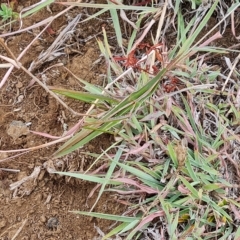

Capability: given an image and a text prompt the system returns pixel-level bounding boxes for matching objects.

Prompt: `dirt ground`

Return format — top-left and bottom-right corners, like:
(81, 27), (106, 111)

(0, 1), (125, 239)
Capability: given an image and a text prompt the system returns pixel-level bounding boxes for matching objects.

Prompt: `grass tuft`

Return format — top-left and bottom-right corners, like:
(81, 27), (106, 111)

(52, 0), (240, 238)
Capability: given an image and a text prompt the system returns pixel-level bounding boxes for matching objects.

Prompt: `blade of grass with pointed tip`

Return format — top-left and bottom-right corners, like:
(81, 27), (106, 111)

(55, 122), (117, 157)
(102, 222), (132, 240)
(108, 1), (122, 48)
(181, 95), (200, 136)
(170, 211), (179, 238)
(179, 176), (199, 199)
(127, 15), (144, 53)
(167, 142), (178, 167)
(181, 95), (203, 152)
(119, 219), (139, 234)
(81, 8), (108, 23)
(103, 68), (168, 119)
(177, 0), (219, 57)
(59, 2), (157, 11)
(71, 211), (140, 222)
(169, 14), (195, 59)
(202, 183), (223, 192)
(85, 115), (130, 126)
(201, 195), (232, 221)
(55, 171), (121, 185)
(22, 0), (55, 18)
(140, 178), (164, 191)
(131, 114), (142, 133)
(1, 0), (55, 29)
(185, 159), (199, 182)
(90, 148), (123, 212)
(115, 161), (159, 184)
(97, 38), (121, 75)
(129, 162), (161, 179)
(72, 76), (104, 94)
(52, 88), (119, 104)
(126, 211), (164, 240)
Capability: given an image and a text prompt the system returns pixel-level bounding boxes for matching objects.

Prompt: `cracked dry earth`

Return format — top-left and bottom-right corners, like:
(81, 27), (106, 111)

(0, 1), (124, 239)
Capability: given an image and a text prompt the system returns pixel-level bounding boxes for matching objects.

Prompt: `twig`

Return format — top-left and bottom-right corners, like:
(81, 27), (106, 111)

(11, 219), (28, 240)
(221, 53), (240, 91)
(29, 14), (82, 72)
(0, 134), (72, 154)
(0, 168), (20, 173)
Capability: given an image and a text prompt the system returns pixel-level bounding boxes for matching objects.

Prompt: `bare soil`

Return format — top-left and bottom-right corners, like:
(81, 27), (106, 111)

(0, 1), (124, 239)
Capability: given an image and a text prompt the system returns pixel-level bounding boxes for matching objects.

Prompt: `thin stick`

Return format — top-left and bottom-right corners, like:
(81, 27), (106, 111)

(0, 168), (20, 173)
(11, 219), (28, 240)
(0, 134), (72, 155)
(221, 53), (240, 91)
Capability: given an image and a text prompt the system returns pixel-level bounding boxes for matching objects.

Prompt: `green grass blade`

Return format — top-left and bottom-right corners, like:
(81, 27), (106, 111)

(116, 161), (159, 184)
(102, 222), (131, 239)
(127, 15), (143, 53)
(179, 176), (199, 199)
(108, 1), (122, 48)
(167, 142), (178, 167)
(60, 2), (157, 11)
(177, 0), (219, 56)
(129, 162), (161, 179)
(71, 211), (140, 222)
(22, 0), (55, 18)
(185, 158), (199, 182)
(81, 8), (108, 23)
(52, 88), (119, 104)
(55, 171), (121, 185)
(91, 148), (123, 211)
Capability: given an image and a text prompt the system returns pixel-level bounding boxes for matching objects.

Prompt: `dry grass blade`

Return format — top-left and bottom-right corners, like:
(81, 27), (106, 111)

(29, 14), (82, 72)
(221, 53), (240, 91)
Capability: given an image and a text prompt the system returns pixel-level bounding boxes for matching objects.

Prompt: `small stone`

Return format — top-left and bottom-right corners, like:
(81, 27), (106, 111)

(0, 152), (8, 160)
(29, 209), (34, 214)
(7, 121), (29, 140)
(0, 218), (7, 229)
(17, 95), (24, 103)
(40, 215), (46, 223)
(16, 81), (23, 88)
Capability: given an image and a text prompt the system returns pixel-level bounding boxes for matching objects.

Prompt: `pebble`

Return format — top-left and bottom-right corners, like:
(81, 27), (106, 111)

(7, 121), (29, 140)
(0, 218), (7, 229)
(40, 215), (47, 223)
